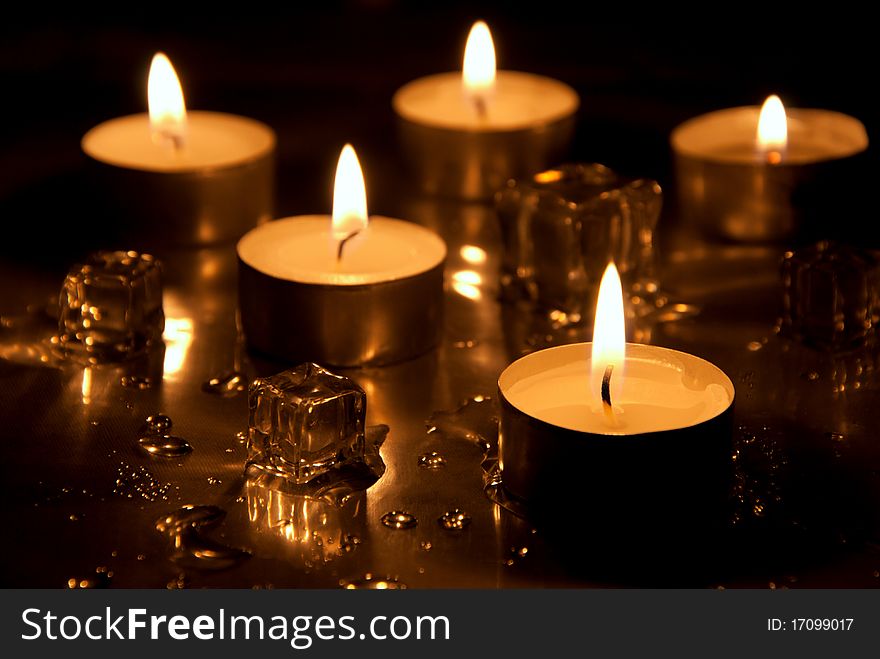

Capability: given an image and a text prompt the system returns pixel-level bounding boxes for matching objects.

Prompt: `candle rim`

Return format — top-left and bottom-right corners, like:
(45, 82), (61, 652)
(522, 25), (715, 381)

(82, 110), (276, 173)
(237, 215), (447, 286)
(671, 105), (867, 165)
(393, 70), (579, 133)
(498, 342), (735, 437)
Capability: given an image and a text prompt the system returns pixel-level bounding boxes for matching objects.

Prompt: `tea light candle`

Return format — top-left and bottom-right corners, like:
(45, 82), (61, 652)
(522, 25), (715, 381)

(497, 264), (735, 523)
(672, 95), (868, 242)
(393, 21), (579, 199)
(238, 145), (446, 367)
(82, 52), (275, 247)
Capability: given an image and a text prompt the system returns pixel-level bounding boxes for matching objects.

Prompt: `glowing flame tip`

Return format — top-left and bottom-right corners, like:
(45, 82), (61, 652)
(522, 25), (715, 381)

(462, 20), (496, 99)
(757, 94), (787, 156)
(332, 144), (369, 240)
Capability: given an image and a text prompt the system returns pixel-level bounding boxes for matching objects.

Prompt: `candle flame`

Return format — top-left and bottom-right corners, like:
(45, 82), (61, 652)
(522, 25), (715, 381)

(462, 21), (496, 104)
(148, 52), (187, 148)
(591, 263), (626, 407)
(757, 94), (787, 162)
(332, 144), (368, 240)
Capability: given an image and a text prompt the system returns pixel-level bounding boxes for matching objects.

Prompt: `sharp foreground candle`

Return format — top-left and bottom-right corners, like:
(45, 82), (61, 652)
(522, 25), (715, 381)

(82, 52), (275, 247)
(497, 264), (735, 528)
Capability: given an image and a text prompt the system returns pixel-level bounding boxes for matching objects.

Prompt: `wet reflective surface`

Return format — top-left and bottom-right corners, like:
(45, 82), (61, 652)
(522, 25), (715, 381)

(1, 199), (880, 588)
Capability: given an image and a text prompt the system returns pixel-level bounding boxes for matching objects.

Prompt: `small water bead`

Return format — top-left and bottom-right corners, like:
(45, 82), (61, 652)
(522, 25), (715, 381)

(438, 509), (471, 531)
(452, 339), (479, 349)
(419, 541), (432, 552)
(338, 535), (362, 554)
(236, 431), (248, 444)
(826, 432), (845, 443)
(138, 435), (192, 458)
(746, 341), (763, 352)
(143, 414), (173, 435)
(166, 573), (189, 590)
(207, 477), (222, 486)
(66, 567), (112, 589)
(113, 463), (172, 502)
(418, 451), (447, 470)
(155, 505), (225, 534)
(121, 375), (155, 390)
(381, 511), (418, 530)
(201, 371), (248, 398)
(341, 574), (406, 590)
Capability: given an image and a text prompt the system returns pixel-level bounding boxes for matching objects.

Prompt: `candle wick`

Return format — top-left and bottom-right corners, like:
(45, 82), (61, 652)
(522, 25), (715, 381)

(473, 95), (488, 120)
(336, 230), (361, 262)
(601, 364), (616, 425)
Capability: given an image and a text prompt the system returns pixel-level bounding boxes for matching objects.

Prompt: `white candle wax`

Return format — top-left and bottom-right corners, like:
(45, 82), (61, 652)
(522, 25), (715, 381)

(501, 343), (733, 435)
(82, 110), (274, 172)
(237, 216), (446, 285)
(672, 106), (867, 166)
(393, 71), (578, 132)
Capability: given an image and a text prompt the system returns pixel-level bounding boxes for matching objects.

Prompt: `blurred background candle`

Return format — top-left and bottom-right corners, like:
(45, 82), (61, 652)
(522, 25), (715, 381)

(672, 94), (868, 243)
(393, 21), (579, 200)
(82, 52), (275, 249)
(238, 145), (446, 367)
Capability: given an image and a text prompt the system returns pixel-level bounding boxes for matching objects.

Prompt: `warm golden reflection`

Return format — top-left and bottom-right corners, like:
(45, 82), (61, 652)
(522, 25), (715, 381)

(162, 317), (194, 378)
(148, 52), (187, 147)
(460, 245), (488, 265)
(452, 269), (483, 300)
(81, 366), (93, 405)
(332, 144), (369, 240)
(246, 480), (365, 566)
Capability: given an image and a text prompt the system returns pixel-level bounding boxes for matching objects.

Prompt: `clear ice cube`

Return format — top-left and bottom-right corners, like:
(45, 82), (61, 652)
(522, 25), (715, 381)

(781, 241), (879, 351)
(57, 250), (163, 363)
(246, 363), (366, 484)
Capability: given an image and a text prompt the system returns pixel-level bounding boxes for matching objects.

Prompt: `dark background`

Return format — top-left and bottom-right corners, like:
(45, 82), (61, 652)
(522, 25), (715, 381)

(1, 5), (876, 254)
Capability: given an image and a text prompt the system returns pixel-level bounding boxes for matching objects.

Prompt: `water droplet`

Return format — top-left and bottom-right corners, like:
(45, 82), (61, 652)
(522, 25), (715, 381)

(418, 567), (425, 574)
(826, 431), (845, 443)
(802, 371), (820, 382)
(419, 541), (432, 552)
(66, 567), (112, 589)
(426, 397), (498, 452)
(155, 505), (225, 534)
(207, 477), (222, 486)
(452, 339), (479, 349)
(768, 581), (777, 590)
(873, 570), (879, 578)
(138, 434), (192, 458)
(113, 463), (172, 502)
(166, 573), (189, 589)
(338, 535), (361, 554)
(137, 554), (146, 561)
(121, 375), (155, 390)
(341, 575), (406, 590)
(418, 451), (447, 469)
(438, 509), (471, 531)
(155, 505), (250, 570)
(201, 371), (247, 398)
(236, 431), (248, 444)
(381, 511), (418, 530)
(143, 414), (172, 435)
(69, 514), (80, 521)
(746, 341), (763, 352)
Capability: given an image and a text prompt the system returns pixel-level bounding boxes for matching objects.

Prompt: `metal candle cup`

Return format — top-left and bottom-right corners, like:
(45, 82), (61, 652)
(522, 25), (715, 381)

(393, 22), (578, 200)
(497, 342), (735, 528)
(672, 106), (867, 242)
(82, 111), (275, 247)
(237, 216), (446, 367)
(394, 80), (577, 200)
